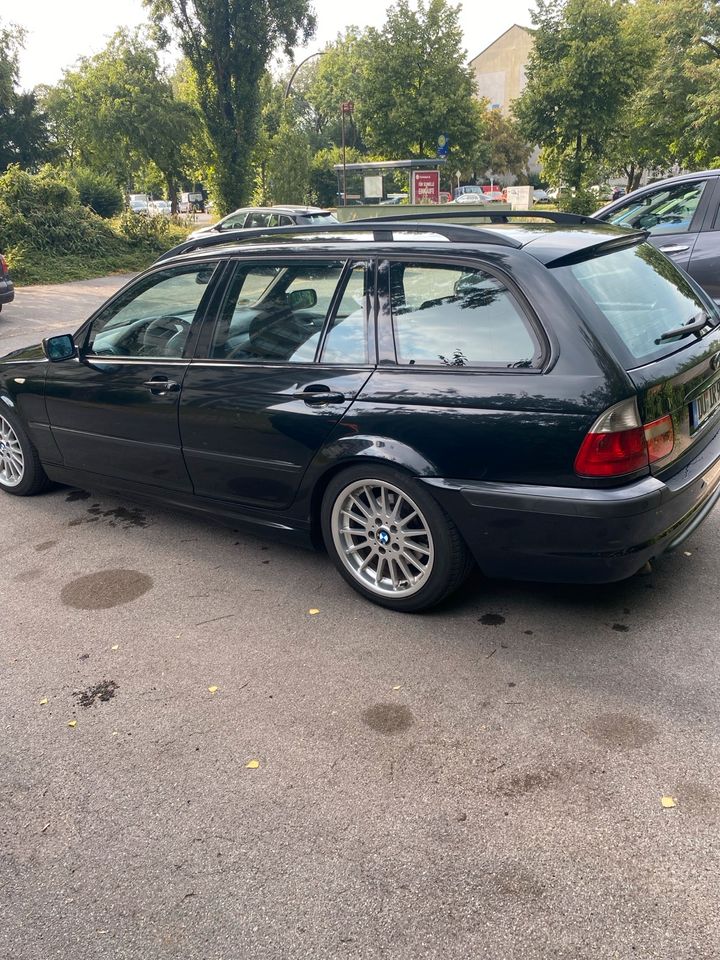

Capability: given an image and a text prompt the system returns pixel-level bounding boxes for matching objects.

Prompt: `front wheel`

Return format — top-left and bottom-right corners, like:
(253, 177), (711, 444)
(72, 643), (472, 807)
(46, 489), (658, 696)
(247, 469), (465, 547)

(0, 408), (50, 496)
(321, 465), (473, 612)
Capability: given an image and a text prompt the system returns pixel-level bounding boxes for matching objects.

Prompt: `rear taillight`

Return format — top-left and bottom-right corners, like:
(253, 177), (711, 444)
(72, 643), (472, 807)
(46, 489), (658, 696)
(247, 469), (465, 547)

(575, 399), (674, 478)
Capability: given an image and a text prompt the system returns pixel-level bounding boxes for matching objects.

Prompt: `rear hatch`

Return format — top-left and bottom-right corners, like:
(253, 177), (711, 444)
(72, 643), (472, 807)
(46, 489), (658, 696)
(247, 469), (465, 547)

(553, 241), (720, 475)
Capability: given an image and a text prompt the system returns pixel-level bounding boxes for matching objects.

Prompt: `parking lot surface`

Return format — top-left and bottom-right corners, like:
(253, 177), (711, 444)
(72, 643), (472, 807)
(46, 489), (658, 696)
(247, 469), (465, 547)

(1, 280), (719, 959)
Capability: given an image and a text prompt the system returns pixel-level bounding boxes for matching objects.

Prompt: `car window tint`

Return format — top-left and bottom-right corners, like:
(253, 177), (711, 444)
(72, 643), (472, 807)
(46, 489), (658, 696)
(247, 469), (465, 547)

(246, 212), (270, 228)
(267, 214), (280, 227)
(389, 262), (537, 368)
(554, 242), (717, 365)
(87, 264), (216, 359)
(279, 215), (294, 226)
(210, 261), (348, 362)
(605, 181), (707, 235)
(320, 263), (368, 364)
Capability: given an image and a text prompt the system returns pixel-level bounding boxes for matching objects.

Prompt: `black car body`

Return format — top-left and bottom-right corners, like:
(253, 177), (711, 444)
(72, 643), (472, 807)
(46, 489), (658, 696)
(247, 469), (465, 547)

(0, 254), (14, 310)
(2, 212), (720, 611)
(189, 205), (338, 242)
(595, 169), (720, 303)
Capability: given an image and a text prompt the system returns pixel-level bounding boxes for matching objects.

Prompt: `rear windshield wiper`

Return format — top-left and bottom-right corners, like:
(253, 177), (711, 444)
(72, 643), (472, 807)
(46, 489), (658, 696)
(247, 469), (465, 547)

(654, 313), (713, 344)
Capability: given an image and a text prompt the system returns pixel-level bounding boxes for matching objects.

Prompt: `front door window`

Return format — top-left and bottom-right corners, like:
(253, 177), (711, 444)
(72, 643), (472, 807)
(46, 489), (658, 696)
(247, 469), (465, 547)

(605, 181), (707, 235)
(85, 264), (217, 359)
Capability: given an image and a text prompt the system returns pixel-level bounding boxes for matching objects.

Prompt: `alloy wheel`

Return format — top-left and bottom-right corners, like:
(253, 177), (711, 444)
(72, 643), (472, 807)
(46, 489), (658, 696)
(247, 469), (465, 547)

(0, 414), (24, 487)
(331, 479), (435, 597)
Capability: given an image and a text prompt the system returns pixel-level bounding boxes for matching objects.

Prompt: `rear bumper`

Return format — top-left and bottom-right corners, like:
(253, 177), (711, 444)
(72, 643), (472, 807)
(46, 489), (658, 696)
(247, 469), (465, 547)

(423, 427), (720, 583)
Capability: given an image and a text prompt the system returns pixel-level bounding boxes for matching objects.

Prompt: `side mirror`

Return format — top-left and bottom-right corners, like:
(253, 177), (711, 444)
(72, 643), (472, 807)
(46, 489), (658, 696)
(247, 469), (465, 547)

(287, 288), (318, 311)
(42, 334), (77, 362)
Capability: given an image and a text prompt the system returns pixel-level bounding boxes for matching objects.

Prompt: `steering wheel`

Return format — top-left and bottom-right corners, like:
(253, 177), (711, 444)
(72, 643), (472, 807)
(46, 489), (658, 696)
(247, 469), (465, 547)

(141, 315), (192, 356)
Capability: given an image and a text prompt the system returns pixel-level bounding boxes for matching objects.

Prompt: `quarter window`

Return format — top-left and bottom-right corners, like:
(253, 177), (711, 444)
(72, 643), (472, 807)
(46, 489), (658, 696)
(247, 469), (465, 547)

(86, 264), (216, 359)
(389, 262), (538, 368)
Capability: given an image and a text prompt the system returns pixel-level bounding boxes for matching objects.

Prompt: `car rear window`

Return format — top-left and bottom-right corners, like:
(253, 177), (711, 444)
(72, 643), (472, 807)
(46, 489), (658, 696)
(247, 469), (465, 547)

(554, 243), (719, 366)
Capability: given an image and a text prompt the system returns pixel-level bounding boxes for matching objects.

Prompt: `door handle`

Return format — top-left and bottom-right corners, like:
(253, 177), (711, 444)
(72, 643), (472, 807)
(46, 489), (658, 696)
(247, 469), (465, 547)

(293, 387), (346, 405)
(659, 244), (690, 254)
(143, 378), (180, 395)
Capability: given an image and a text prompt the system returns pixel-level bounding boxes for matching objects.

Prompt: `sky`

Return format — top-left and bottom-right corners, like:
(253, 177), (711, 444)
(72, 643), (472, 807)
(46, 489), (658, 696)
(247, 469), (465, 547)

(14, 0), (536, 90)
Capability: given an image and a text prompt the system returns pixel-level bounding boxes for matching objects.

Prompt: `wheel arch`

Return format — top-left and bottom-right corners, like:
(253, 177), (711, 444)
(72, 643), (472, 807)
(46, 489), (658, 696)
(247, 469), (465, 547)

(305, 436), (439, 549)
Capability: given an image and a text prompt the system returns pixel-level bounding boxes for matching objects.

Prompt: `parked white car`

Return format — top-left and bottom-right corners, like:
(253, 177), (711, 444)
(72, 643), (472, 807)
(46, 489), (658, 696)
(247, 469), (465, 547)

(148, 200), (172, 216)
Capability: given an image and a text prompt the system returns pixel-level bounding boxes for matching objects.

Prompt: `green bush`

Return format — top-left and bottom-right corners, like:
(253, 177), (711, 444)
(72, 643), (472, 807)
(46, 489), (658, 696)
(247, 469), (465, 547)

(116, 209), (171, 246)
(0, 165), (117, 256)
(66, 168), (124, 218)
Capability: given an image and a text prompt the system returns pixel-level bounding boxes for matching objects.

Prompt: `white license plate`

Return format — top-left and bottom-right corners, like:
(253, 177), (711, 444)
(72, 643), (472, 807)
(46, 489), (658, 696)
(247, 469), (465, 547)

(691, 379), (720, 431)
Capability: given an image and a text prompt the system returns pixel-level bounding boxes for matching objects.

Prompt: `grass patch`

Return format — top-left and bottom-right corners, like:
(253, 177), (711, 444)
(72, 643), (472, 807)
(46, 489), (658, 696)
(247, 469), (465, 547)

(12, 244), (165, 286)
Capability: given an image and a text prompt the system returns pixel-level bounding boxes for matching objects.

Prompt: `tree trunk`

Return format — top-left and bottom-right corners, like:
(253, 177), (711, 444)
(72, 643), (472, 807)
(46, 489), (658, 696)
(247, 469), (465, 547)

(166, 173), (177, 214)
(625, 163), (635, 195)
(631, 167), (643, 192)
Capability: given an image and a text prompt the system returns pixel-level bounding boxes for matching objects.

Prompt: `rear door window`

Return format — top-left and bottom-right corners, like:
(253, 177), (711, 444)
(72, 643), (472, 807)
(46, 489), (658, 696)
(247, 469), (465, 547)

(554, 242), (719, 365)
(388, 261), (541, 368)
(209, 261), (364, 363)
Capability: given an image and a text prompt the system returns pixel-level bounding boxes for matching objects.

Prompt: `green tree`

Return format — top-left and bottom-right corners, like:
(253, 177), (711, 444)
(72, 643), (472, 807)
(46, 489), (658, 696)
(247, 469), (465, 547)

(0, 27), (54, 172)
(358, 0), (484, 160)
(514, 0), (637, 208)
(145, 0), (316, 215)
(46, 31), (196, 209)
(485, 110), (532, 180)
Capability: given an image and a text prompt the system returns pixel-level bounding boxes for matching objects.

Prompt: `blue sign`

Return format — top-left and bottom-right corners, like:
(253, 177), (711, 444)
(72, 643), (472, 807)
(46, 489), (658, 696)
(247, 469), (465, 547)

(436, 133), (450, 157)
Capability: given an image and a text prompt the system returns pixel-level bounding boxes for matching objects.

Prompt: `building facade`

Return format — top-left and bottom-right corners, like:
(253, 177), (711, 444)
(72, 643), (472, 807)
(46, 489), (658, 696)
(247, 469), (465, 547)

(469, 24), (534, 115)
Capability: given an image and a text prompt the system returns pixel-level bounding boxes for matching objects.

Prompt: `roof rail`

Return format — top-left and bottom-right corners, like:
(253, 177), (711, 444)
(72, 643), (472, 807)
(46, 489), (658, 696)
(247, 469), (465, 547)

(364, 209), (603, 226)
(155, 219), (523, 262)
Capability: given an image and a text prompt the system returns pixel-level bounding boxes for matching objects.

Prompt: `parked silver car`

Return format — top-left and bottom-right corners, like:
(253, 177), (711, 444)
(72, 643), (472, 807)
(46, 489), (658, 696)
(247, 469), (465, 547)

(188, 205), (337, 241)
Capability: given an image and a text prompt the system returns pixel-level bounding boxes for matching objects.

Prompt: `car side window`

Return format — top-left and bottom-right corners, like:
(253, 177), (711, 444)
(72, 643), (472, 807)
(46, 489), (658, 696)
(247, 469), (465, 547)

(246, 212), (270, 228)
(219, 213), (248, 231)
(209, 261), (350, 363)
(320, 262), (368, 364)
(605, 181), (707, 235)
(85, 264), (216, 359)
(279, 215), (294, 226)
(389, 261), (539, 368)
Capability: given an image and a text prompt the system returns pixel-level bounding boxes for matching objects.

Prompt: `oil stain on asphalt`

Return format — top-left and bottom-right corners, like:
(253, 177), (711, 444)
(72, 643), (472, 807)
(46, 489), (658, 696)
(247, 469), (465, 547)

(479, 613), (506, 626)
(362, 703), (415, 735)
(65, 489), (91, 502)
(12, 568), (44, 583)
(34, 540), (57, 552)
(586, 712), (658, 750)
(61, 569), (153, 610)
(68, 505), (149, 528)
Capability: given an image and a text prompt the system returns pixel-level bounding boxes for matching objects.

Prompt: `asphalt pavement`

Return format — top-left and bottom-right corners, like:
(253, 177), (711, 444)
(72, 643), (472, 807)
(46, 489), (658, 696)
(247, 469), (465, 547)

(1, 278), (719, 959)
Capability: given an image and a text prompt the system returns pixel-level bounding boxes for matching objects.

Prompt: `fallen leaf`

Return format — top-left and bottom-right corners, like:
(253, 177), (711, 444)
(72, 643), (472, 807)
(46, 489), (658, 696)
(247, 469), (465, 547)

(661, 795), (676, 808)
(683, 551), (692, 557)
(110, 644), (119, 651)
(308, 608), (320, 615)
(208, 685), (218, 694)
(392, 685), (401, 691)
(67, 719), (77, 728)
(39, 697), (48, 706)
(245, 759), (260, 769)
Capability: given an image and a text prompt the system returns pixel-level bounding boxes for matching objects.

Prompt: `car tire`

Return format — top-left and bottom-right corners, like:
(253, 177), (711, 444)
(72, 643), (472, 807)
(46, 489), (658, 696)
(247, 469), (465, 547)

(321, 464), (473, 612)
(0, 407), (51, 496)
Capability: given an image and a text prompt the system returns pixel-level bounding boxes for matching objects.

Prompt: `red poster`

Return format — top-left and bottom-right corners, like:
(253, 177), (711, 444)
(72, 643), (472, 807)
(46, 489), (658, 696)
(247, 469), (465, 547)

(412, 170), (440, 204)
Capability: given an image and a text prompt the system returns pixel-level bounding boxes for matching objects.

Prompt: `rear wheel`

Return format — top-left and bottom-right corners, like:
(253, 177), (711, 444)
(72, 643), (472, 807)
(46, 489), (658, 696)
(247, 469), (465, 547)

(0, 408), (50, 496)
(321, 464), (472, 612)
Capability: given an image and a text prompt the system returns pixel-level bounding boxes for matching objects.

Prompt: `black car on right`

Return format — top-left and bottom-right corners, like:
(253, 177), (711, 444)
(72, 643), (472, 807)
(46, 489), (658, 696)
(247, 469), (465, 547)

(595, 169), (720, 302)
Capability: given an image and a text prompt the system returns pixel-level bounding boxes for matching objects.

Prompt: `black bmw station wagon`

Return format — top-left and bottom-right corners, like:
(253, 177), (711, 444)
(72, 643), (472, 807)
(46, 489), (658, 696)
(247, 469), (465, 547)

(1, 212), (720, 611)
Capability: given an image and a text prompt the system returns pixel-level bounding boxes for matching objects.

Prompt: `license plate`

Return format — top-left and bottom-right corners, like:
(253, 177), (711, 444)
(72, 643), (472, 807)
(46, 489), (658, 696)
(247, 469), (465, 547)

(691, 378), (720, 431)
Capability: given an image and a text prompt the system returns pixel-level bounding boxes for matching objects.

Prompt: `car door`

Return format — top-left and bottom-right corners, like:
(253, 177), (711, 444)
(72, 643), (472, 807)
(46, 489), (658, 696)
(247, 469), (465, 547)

(686, 177), (720, 303)
(179, 258), (375, 509)
(43, 261), (223, 492)
(598, 177), (715, 275)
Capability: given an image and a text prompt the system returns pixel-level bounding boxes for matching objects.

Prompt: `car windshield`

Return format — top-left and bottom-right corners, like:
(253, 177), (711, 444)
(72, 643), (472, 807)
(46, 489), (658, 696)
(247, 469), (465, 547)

(553, 242), (719, 366)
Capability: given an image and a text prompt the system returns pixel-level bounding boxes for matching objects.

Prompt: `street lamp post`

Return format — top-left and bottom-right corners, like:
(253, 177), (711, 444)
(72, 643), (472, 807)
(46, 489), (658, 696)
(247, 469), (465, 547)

(284, 51), (325, 100)
(341, 100), (354, 206)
